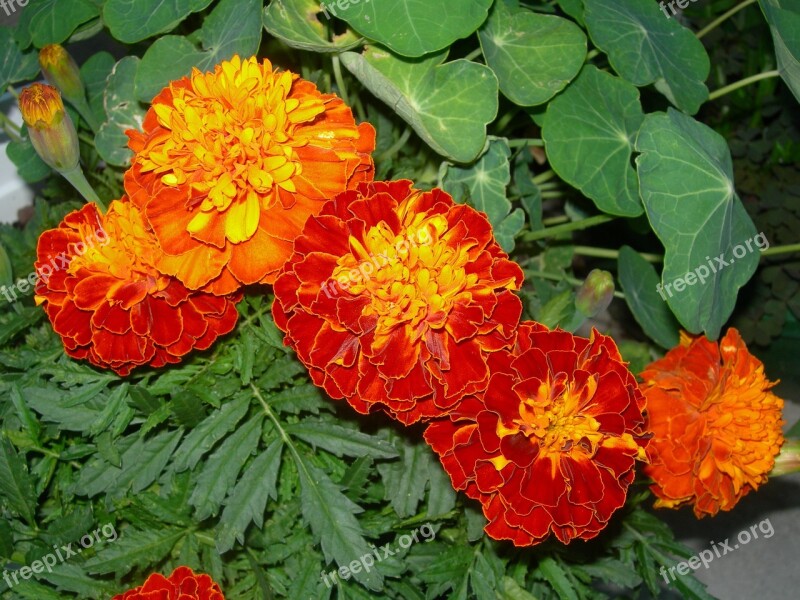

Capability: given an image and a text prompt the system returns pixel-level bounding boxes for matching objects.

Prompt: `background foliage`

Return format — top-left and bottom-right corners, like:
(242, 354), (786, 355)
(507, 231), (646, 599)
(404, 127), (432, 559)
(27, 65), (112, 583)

(1, 0), (798, 598)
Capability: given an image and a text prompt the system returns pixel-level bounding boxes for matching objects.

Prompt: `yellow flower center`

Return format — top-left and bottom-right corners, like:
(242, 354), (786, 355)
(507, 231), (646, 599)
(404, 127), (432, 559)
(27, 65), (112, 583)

(137, 56), (327, 244)
(19, 83), (65, 129)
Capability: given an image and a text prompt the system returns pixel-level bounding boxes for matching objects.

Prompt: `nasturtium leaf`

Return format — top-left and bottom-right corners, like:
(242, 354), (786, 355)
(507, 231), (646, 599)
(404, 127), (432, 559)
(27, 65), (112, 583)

(7, 133), (50, 183)
(104, 0), (214, 44)
(760, 0), (800, 104)
(341, 46), (498, 163)
(135, 0), (263, 102)
(14, 0), (99, 48)
(618, 246), (680, 349)
(542, 65), (644, 217)
(556, 0), (586, 25)
(636, 109), (760, 339)
(478, 1), (586, 106)
(583, 0), (710, 114)
(0, 27), (39, 90)
(80, 51), (116, 128)
(440, 137), (524, 252)
(337, 0), (493, 58)
(263, 0), (362, 53)
(95, 57), (144, 167)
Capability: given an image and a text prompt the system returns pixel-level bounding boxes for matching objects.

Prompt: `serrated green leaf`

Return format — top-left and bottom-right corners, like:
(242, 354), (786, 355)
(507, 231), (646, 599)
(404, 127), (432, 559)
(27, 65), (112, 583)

(189, 415), (263, 520)
(377, 439), (430, 519)
(40, 562), (118, 597)
(542, 65), (644, 217)
(104, 0), (214, 43)
(216, 438), (282, 553)
(286, 420), (398, 459)
(0, 434), (36, 526)
(618, 246), (680, 349)
(479, 1), (586, 106)
(115, 429), (184, 494)
(84, 527), (186, 576)
(537, 557), (577, 600)
(584, 0), (710, 113)
(341, 46), (498, 163)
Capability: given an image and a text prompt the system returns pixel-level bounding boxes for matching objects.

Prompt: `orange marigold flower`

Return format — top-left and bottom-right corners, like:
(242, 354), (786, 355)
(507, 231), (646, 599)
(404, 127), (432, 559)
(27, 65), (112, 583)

(424, 322), (649, 545)
(112, 566), (224, 599)
(125, 54), (375, 295)
(641, 328), (784, 518)
(34, 201), (240, 376)
(272, 180), (523, 424)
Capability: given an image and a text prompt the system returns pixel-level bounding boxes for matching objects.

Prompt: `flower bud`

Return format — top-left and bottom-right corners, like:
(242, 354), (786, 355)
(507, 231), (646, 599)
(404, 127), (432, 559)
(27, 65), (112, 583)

(19, 83), (80, 173)
(39, 44), (85, 103)
(575, 269), (615, 317)
(771, 439), (800, 477)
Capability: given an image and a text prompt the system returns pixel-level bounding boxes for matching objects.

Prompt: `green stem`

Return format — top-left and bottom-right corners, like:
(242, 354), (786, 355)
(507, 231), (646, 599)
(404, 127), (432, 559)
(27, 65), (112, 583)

(573, 245), (663, 263)
(541, 191), (563, 199)
(521, 214), (615, 242)
(70, 96), (101, 133)
(464, 47), (482, 62)
(542, 215), (569, 226)
(708, 70), (780, 101)
(525, 269), (625, 300)
(696, 0), (757, 39)
(495, 108), (519, 133)
(532, 169), (555, 184)
(61, 165), (104, 210)
(331, 54), (350, 107)
(377, 127), (412, 162)
(507, 138), (544, 148)
(586, 49), (600, 61)
(761, 243), (800, 257)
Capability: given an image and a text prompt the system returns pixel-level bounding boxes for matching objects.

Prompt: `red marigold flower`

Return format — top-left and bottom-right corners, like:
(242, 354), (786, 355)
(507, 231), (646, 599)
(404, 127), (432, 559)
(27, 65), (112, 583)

(272, 180), (523, 424)
(34, 201), (240, 376)
(125, 55), (375, 295)
(112, 566), (224, 599)
(641, 328), (784, 518)
(424, 321), (649, 545)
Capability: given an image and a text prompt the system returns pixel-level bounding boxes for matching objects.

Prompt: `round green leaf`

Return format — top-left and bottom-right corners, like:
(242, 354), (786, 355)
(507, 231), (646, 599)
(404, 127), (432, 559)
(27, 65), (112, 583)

(337, 0), (493, 58)
(760, 0), (800, 104)
(636, 109), (760, 340)
(135, 0), (263, 102)
(263, 0), (362, 53)
(542, 65), (644, 217)
(340, 46), (498, 163)
(14, 0), (99, 49)
(6, 133), (51, 183)
(584, 0), (710, 114)
(617, 246), (680, 349)
(95, 57), (145, 167)
(0, 28), (39, 90)
(104, 0), (213, 44)
(478, 1), (586, 106)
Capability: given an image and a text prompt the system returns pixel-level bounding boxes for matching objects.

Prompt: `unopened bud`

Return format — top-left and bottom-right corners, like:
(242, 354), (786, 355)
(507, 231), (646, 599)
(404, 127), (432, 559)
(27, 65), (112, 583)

(771, 439), (800, 477)
(39, 44), (85, 103)
(19, 83), (79, 173)
(575, 269), (615, 317)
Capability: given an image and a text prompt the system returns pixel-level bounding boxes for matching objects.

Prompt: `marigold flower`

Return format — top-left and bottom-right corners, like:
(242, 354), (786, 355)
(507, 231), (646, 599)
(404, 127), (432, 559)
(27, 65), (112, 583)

(272, 180), (523, 424)
(425, 322), (649, 545)
(18, 83), (79, 172)
(125, 54), (375, 295)
(112, 566), (224, 599)
(641, 328), (784, 518)
(34, 201), (239, 376)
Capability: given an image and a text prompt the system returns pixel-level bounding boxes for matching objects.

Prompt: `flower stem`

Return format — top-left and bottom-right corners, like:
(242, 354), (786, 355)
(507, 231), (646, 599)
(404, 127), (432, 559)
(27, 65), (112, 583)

(525, 269), (625, 300)
(573, 245), (663, 263)
(377, 127), (412, 162)
(708, 70), (780, 101)
(532, 169), (555, 184)
(507, 138), (544, 148)
(61, 165), (104, 210)
(696, 0), (757, 40)
(464, 47), (482, 62)
(70, 96), (101, 133)
(521, 214), (615, 242)
(761, 243), (800, 257)
(331, 54), (350, 107)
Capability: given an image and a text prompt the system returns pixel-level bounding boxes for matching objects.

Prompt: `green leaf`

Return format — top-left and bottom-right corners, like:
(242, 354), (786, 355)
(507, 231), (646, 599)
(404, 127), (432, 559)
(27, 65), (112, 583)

(0, 434), (36, 526)
(40, 563), (119, 597)
(135, 0), (263, 102)
(115, 429), (183, 494)
(542, 65), (644, 217)
(171, 394), (251, 472)
(80, 51), (116, 127)
(0, 27), (39, 89)
(338, 0), (493, 58)
(377, 437), (431, 518)
(294, 453), (381, 590)
(15, 0), (100, 48)
(636, 109), (760, 339)
(6, 133), (51, 183)
(440, 137), (524, 251)
(216, 438), (282, 553)
(478, 1), (586, 106)
(104, 0), (214, 43)
(341, 46), (498, 163)
(536, 557), (578, 600)
(583, 0), (710, 114)
(0, 242), (11, 290)
(285, 420), (398, 459)
(618, 246), (680, 349)
(95, 56), (145, 168)
(189, 415), (263, 520)
(85, 527), (186, 576)
(760, 0), (800, 104)
(263, 0), (362, 53)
